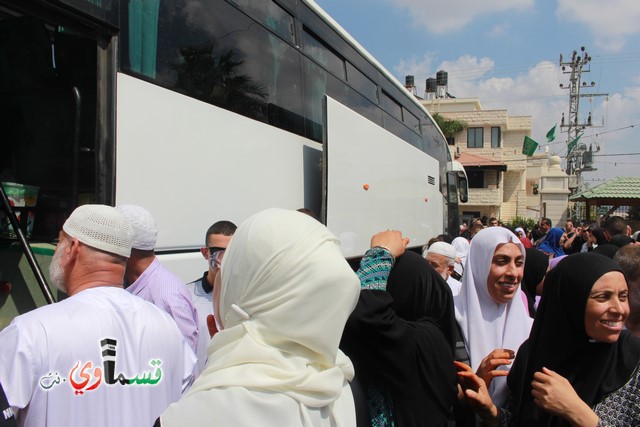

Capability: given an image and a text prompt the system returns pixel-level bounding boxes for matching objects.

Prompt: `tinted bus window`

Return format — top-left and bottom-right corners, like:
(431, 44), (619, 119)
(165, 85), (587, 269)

(122, 0), (304, 137)
(380, 90), (402, 122)
(346, 62), (377, 103)
(229, 0), (295, 44)
(302, 27), (345, 80)
(403, 108), (420, 135)
(343, 86), (382, 128)
(57, 0), (119, 27)
(302, 55), (348, 142)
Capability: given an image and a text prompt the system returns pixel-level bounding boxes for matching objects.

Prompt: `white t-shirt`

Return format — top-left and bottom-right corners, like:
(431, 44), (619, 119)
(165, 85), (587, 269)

(0, 287), (196, 427)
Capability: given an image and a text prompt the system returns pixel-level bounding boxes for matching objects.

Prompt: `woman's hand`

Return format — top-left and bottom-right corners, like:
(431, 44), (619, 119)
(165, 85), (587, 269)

(370, 230), (409, 259)
(457, 369), (499, 427)
(476, 348), (514, 388)
(531, 367), (599, 426)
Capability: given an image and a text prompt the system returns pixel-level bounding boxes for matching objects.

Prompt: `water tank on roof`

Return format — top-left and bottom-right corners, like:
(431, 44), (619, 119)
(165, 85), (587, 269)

(405, 75), (414, 86)
(436, 70), (448, 86)
(426, 78), (437, 93)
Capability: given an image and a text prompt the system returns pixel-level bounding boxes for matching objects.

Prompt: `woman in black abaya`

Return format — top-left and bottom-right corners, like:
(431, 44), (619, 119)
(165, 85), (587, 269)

(521, 248), (549, 317)
(341, 249), (458, 427)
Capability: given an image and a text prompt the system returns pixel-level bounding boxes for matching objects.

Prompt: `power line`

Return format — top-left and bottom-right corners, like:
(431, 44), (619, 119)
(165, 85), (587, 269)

(592, 152), (640, 157)
(594, 124), (638, 137)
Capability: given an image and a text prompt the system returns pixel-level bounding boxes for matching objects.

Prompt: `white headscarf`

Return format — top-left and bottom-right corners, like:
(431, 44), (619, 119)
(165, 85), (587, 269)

(162, 208), (360, 426)
(451, 236), (470, 277)
(453, 227), (532, 406)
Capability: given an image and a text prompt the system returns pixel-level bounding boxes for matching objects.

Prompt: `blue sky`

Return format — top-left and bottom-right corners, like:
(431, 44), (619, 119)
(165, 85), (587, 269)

(315, 0), (640, 185)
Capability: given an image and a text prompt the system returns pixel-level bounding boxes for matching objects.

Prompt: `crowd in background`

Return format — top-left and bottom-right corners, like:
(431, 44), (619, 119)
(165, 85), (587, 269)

(1, 205), (640, 427)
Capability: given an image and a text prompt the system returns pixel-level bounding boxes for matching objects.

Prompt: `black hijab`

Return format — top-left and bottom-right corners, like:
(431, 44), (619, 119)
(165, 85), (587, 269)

(385, 250), (458, 426)
(522, 248), (549, 317)
(508, 252), (640, 427)
(387, 251), (457, 352)
(592, 244), (620, 259)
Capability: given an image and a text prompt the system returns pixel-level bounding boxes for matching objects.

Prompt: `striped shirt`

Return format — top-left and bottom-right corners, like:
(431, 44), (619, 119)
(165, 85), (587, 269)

(127, 258), (199, 353)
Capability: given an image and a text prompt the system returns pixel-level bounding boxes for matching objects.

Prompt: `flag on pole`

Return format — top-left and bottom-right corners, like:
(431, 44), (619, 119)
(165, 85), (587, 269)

(522, 136), (539, 156)
(546, 125), (556, 142)
(567, 133), (582, 154)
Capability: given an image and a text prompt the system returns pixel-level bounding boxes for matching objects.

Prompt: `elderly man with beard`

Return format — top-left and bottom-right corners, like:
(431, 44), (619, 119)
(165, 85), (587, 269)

(0, 205), (195, 427)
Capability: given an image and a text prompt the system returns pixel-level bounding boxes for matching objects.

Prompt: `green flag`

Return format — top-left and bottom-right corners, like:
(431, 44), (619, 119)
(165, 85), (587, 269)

(546, 125), (556, 142)
(567, 134), (582, 154)
(522, 136), (539, 156)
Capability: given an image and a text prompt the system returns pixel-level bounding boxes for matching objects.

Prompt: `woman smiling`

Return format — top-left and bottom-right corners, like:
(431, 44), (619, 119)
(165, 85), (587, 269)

(462, 252), (640, 427)
(454, 227), (533, 407)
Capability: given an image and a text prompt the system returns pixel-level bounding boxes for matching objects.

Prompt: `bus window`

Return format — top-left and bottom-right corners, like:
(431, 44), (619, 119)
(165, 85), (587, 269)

(346, 62), (377, 103)
(230, 0), (296, 44)
(458, 171), (469, 203)
(302, 27), (346, 80)
(380, 90), (402, 122)
(403, 108), (421, 135)
(302, 56), (348, 142)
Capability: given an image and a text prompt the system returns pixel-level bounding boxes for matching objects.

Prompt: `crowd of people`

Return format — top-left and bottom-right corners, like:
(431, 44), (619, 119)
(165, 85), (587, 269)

(1, 205), (640, 427)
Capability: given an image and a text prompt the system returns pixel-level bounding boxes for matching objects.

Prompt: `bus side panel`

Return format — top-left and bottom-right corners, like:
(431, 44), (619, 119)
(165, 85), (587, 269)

(325, 96), (443, 258)
(116, 74), (320, 278)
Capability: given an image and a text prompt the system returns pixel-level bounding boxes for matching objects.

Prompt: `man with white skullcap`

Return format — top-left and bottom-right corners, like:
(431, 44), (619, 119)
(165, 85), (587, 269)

(115, 204), (199, 353)
(424, 241), (462, 296)
(0, 205), (195, 427)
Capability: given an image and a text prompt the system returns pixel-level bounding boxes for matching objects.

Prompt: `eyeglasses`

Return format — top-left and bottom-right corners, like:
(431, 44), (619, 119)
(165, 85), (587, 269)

(208, 247), (226, 269)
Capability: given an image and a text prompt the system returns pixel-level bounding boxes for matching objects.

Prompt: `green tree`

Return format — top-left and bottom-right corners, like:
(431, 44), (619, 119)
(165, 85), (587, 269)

(432, 113), (467, 143)
(503, 216), (537, 232)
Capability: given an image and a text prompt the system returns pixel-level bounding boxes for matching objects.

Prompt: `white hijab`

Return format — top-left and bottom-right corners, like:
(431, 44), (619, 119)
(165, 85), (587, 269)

(451, 236), (470, 276)
(454, 227), (532, 406)
(162, 208), (360, 426)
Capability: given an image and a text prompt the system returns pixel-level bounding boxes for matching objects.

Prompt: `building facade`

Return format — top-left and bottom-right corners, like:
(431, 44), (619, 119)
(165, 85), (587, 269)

(422, 97), (531, 224)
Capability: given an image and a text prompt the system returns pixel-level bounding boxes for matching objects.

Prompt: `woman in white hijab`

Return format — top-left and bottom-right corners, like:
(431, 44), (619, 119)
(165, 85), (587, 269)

(160, 208), (361, 426)
(454, 227), (533, 407)
(451, 236), (470, 278)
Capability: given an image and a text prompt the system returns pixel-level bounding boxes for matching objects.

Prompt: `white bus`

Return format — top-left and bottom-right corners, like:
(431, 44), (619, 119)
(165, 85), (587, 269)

(0, 0), (467, 319)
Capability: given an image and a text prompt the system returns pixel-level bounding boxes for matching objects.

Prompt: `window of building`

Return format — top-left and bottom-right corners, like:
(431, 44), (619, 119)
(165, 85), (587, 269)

(467, 127), (483, 148)
(467, 170), (484, 188)
(491, 127), (501, 148)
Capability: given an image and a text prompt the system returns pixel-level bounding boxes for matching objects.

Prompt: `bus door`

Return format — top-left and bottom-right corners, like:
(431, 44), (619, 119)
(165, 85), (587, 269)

(446, 164), (468, 235)
(323, 96), (443, 258)
(0, 0), (115, 327)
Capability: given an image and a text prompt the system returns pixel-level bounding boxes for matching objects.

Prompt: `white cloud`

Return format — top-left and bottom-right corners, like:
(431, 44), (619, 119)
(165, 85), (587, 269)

(556, 0), (640, 52)
(386, 0), (532, 34)
(487, 24), (510, 38)
(394, 53), (437, 80)
(398, 52), (640, 178)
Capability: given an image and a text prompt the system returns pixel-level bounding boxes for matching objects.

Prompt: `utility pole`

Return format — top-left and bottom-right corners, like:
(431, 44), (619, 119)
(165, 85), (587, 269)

(558, 46), (607, 190)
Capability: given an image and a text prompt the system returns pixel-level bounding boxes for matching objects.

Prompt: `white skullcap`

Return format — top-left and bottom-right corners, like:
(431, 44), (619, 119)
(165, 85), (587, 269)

(115, 204), (158, 250)
(426, 241), (457, 260)
(515, 227), (525, 235)
(63, 204), (133, 257)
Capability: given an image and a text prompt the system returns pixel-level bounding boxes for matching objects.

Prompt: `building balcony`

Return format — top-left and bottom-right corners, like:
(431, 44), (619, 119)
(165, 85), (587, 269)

(467, 187), (503, 206)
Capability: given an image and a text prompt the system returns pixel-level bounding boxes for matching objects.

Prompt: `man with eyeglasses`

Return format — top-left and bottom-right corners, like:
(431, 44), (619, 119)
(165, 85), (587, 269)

(186, 220), (237, 377)
(116, 204), (199, 354)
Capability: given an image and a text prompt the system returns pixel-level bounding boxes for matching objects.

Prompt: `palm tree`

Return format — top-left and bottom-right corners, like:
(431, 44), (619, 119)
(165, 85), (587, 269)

(172, 42), (268, 119)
